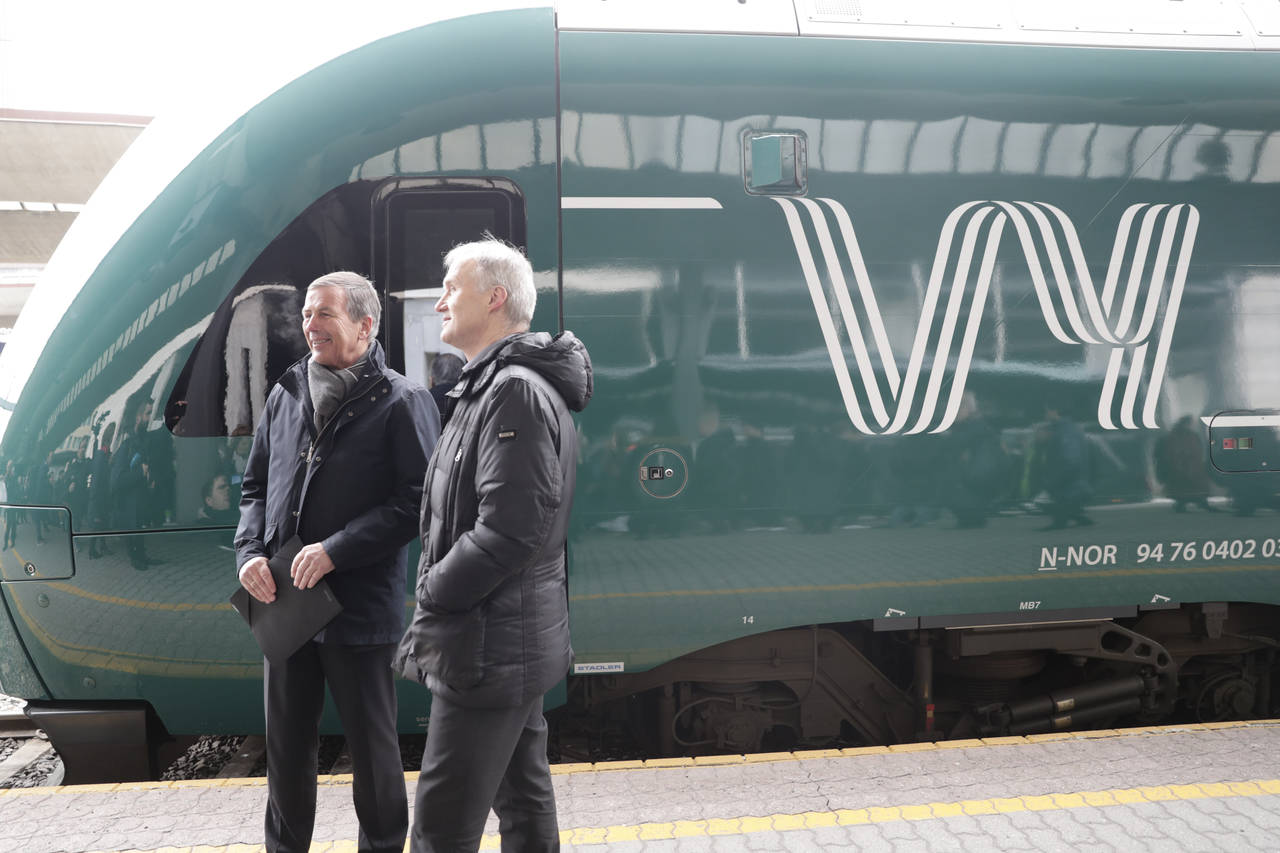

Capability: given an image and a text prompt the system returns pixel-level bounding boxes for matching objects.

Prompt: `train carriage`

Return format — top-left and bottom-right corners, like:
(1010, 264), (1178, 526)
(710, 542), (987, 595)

(2, 0), (1279, 781)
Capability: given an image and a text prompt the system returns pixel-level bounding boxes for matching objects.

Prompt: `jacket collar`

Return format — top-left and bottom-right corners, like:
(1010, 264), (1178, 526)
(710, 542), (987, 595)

(450, 331), (593, 413)
(450, 333), (521, 401)
(279, 339), (388, 402)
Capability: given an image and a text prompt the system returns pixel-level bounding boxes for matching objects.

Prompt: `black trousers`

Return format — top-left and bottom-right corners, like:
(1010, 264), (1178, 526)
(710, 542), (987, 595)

(264, 641), (407, 853)
(411, 693), (559, 853)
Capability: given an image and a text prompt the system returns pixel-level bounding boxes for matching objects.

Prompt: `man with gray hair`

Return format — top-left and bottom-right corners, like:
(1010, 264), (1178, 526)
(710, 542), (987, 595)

(395, 238), (592, 851)
(237, 271), (439, 853)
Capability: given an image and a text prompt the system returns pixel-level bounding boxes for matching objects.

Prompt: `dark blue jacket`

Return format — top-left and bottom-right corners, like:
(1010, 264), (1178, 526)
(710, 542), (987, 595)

(235, 341), (438, 645)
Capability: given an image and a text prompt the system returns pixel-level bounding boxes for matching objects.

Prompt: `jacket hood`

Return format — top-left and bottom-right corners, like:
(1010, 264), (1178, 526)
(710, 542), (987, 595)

(457, 331), (592, 412)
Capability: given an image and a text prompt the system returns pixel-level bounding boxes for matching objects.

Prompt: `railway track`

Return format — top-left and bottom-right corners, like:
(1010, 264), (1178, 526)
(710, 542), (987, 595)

(0, 709), (37, 739)
(0, 708), (62, 789)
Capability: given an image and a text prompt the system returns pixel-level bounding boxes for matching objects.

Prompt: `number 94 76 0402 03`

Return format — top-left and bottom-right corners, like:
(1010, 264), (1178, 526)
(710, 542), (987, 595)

(1135, 538), (1279, 563)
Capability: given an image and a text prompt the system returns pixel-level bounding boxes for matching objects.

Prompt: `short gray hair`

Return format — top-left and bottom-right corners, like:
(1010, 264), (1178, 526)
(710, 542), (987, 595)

(308, 271), (381, 338)
(443, 238), (535, 330)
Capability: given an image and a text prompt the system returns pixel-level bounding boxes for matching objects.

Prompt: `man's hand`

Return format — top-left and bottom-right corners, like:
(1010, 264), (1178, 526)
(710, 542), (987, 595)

(238, 557), (276, 603)
(291, 543), (336, 589)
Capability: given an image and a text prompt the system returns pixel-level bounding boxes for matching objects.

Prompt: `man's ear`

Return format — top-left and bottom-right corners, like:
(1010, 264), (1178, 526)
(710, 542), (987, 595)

(359, 315), (374, 339)
(488, 285), (509, 314)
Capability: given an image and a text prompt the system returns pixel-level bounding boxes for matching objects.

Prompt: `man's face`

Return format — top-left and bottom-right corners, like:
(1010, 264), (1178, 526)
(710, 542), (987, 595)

(436, 260), (497, 360)
(206, 476), (232, 512)
(303, 286), (372, 368)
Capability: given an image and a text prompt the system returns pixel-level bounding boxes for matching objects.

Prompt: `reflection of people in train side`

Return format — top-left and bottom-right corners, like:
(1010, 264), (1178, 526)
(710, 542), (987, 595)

(1033, 405), (1094, 530)
(225, 428), (254, 486)
(428, 352), (464, 427)
(1, 460), (17, 549)
(1155, 416), (1217, 513)
(940, 392), (1009, 529)
(833, 427), (874, 528)
(577, 422), (636, 534)
(87, 423), (115, 556)
(144, 424), (177, 527)
(693, 403), (743, 532)
(110, 398), (157, 568)
(787, 422), (846, 533)
(740, 422), (779, 528)
(196, 474), (239, 525)
(882, 434), (942, 528)
(64, 448), (90, 528)
(31, 454), (57, 543)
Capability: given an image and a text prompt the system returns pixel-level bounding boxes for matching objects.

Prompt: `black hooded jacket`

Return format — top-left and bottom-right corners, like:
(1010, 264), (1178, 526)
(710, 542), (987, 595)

(394, 331), (592, 709)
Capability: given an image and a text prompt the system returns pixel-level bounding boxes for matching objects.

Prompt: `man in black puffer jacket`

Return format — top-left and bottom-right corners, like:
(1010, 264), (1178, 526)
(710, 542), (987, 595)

(394, 238), (591, 852)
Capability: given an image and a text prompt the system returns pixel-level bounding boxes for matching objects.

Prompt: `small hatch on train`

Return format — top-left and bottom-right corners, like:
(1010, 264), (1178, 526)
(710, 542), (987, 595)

(1206, 411), (1280, 473)
(743, 130), (808, 196)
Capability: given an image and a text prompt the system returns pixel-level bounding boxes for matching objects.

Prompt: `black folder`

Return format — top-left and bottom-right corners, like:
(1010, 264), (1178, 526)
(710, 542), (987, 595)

(229, 535), (343, 665)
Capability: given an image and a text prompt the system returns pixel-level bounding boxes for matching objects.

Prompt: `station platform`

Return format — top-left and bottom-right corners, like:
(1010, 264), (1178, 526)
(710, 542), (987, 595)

(1, 719), (1278, 852)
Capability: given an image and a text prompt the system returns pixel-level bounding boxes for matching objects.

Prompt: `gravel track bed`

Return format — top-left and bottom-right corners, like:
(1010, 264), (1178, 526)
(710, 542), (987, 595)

(160, 735), (245, 781)
(1, 681), (436, 786)
(5, 749), (61, 788)
(171, 733), (428, 780)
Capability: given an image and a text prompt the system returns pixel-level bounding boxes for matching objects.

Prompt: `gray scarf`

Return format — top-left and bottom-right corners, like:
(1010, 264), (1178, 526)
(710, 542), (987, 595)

(308, 358), (364, 433)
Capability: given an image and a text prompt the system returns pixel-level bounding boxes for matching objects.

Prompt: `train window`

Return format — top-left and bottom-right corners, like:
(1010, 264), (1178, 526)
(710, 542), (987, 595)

(164, 178), (525, 437)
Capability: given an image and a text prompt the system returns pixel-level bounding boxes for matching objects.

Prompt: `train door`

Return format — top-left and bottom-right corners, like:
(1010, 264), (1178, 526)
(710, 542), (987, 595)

(370, 179), (528, 389)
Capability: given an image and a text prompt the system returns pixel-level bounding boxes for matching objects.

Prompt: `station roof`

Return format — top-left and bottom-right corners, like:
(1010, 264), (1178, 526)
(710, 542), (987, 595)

(0, 109), (146, 325)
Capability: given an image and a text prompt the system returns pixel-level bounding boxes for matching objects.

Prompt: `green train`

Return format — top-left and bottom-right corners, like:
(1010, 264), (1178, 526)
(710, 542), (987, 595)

(3, 2), (1280, 781)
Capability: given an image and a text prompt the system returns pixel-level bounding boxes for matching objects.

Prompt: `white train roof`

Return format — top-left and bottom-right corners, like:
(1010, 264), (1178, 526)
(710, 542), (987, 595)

(557, 0), (1280, 50)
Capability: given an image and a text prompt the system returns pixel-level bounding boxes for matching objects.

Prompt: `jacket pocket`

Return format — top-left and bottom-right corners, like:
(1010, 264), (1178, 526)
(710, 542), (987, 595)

(395, 604), (485, 690)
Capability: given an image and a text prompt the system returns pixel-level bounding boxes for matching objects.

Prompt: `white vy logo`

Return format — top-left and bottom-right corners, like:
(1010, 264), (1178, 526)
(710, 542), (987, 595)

(774, 198), (1200, 434)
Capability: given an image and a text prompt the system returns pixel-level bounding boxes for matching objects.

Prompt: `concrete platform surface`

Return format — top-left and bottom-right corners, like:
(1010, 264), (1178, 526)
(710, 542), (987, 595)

(0, 720), (1277, 852)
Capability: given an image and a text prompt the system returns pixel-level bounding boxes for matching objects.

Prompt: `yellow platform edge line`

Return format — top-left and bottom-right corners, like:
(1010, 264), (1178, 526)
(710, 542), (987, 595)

(76, 778), (1280, 853)
(538, 778), (1280, 848)
(7, 717), (1280, 798)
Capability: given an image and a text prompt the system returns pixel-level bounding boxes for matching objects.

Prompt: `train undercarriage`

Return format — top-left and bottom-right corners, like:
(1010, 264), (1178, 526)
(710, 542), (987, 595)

(551, 602), (1280, 761)
(20, 602), (1278, 782)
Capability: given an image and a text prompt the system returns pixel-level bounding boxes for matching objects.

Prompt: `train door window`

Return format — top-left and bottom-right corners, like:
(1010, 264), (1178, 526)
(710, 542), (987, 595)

(372, 178), (526, 389)
(164, 183), (376, 438)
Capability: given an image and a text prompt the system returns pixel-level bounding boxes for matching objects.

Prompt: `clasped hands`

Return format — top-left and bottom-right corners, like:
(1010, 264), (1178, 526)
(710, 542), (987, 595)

(238, 543), (335, 604)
